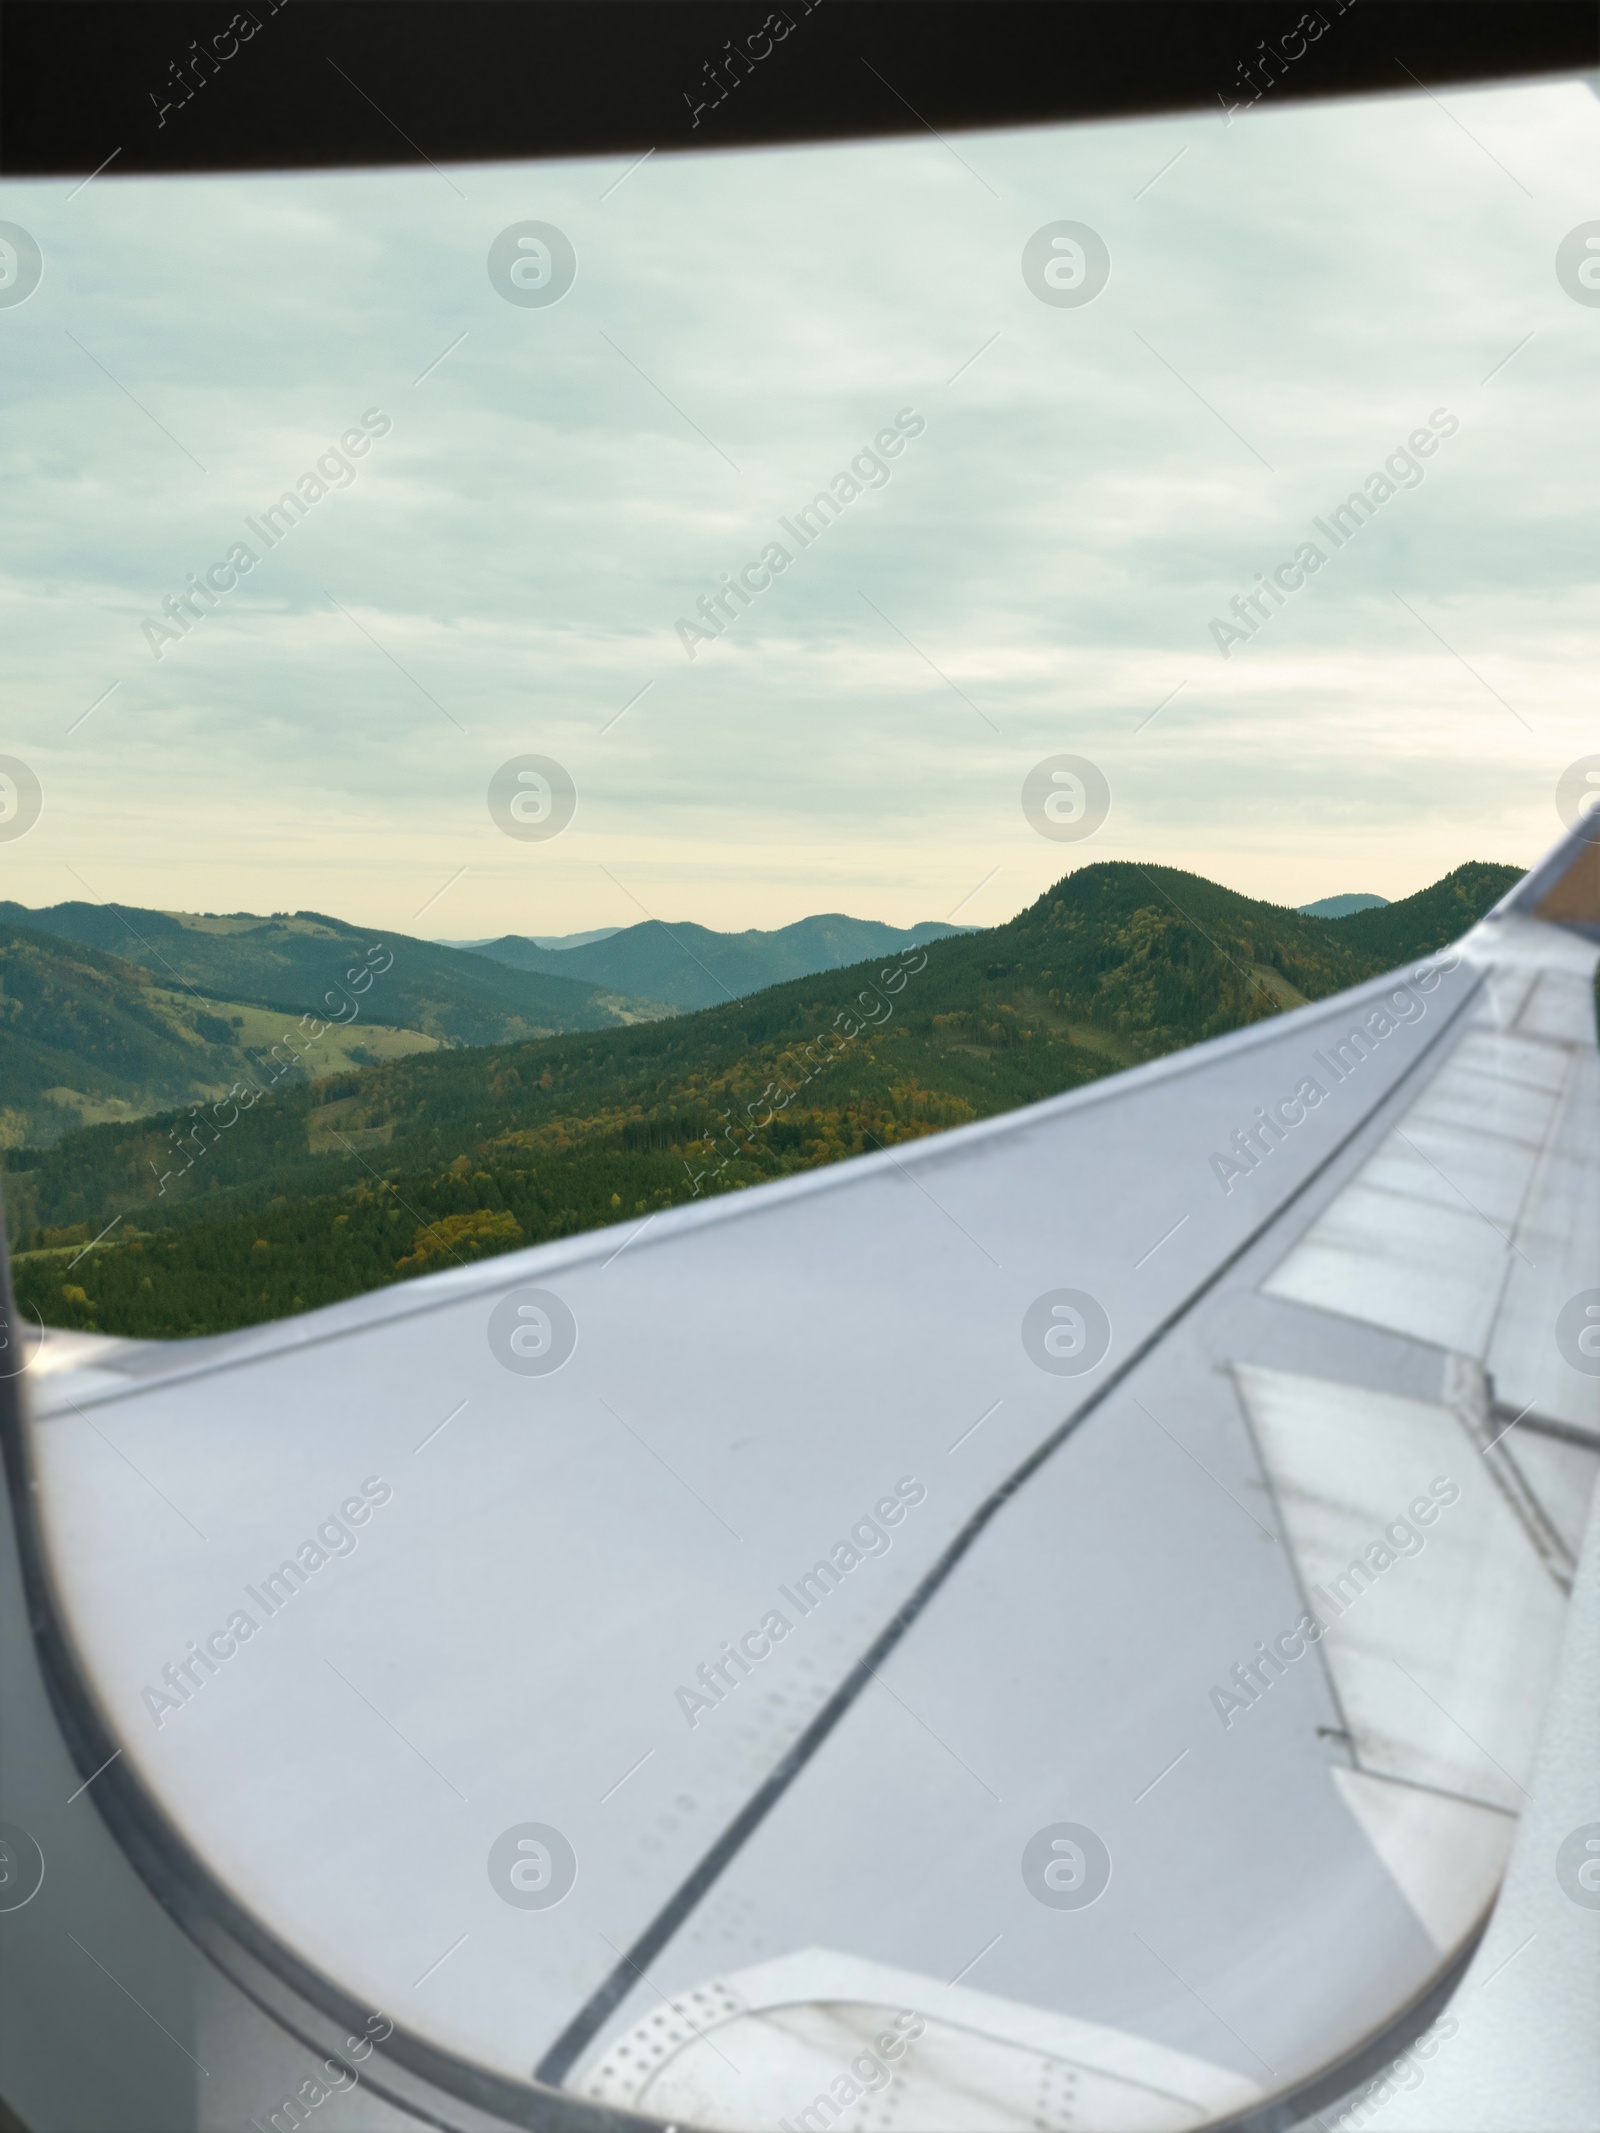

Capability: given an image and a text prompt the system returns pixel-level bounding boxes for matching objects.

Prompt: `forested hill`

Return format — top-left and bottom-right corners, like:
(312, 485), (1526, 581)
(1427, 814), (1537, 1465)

(6, 859), (1524, 1340)
(1321, 865), (1520, 965)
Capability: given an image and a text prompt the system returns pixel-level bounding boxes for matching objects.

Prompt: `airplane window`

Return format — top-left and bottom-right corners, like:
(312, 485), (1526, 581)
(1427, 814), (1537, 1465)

(1, 54), (1597, 2133)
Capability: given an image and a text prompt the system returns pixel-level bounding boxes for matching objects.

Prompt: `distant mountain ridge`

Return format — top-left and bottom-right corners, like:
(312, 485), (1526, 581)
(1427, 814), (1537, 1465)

(1297, 893), (1389, 918)
(437, 929), (623, 951)
(464, 913), (970, 1009)
(529, 928), (623, 950)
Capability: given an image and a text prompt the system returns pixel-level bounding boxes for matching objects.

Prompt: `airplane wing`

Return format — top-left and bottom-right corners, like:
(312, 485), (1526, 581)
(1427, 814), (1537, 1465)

(2, 822), (1597, 2133)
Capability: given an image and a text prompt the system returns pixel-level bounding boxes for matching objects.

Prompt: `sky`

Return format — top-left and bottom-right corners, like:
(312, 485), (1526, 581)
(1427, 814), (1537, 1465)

(1, 72), (1597, 939)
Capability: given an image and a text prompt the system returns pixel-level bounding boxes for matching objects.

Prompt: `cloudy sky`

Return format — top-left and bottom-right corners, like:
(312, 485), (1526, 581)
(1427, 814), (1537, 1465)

(1, 71), (1597, 939)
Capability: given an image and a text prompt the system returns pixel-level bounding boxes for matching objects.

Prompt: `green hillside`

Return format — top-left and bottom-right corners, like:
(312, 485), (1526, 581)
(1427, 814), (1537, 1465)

(1326, 864), (1516, 964)
(0, 901), (664, 1051)
(0, 921), (442, 1149)
(5, 859), (1525, 1341)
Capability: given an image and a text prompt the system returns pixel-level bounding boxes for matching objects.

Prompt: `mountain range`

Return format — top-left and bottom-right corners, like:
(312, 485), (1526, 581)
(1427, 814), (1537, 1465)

(462, 914), (968, 1010)
(6, 860), (1527, 1339)
(0, 904), (970, 1146)
(0, 902), (660, 1147)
